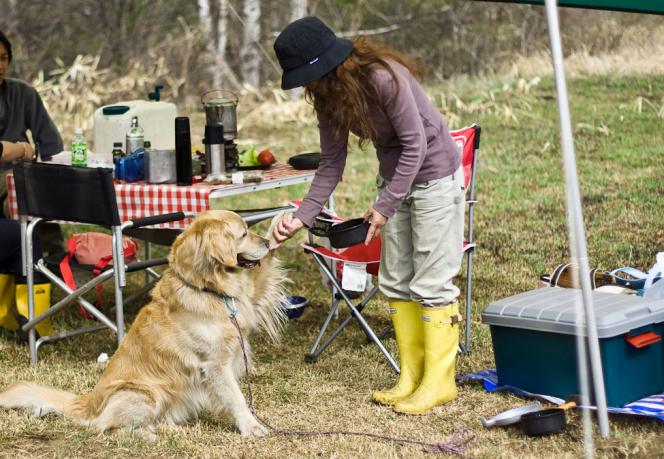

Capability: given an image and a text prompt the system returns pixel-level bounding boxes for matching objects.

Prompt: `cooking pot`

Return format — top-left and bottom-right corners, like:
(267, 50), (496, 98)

(202, 90), (238, 141)
(328, 218), (370, 248)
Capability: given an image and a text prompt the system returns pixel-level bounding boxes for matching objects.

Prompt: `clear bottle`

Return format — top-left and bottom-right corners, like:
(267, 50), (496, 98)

(71, 127), (88, 167)
(125, 116), (145, 155)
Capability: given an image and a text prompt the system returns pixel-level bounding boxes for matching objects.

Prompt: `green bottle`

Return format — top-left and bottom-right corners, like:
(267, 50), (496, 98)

(71, 127), (88, 167)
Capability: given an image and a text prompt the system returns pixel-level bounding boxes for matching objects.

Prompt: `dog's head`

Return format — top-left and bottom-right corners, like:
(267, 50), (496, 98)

(169, 210), (270, 288)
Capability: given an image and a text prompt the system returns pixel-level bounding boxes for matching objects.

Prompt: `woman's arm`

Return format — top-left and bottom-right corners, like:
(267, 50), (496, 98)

(0, 140), (35, 163)
(293, 110), (349, 228)
(24, 86), (64, 159)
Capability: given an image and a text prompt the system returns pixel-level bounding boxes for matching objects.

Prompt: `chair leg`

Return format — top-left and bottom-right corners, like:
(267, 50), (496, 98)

(25, 220), (38, 364)
(112, 228), (126, 345)
(306, 296), (340, 362)
(312, 254), (400, 373)
(464, 251), (474, 354)
(308, 291), (374, 361)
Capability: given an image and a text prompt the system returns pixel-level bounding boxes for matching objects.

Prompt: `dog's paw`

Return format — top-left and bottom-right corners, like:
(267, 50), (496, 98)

(239, 417), (269, 437)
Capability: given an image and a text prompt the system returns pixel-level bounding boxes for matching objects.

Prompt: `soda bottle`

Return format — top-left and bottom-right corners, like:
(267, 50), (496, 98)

(71, 127), (88, 167)
(125, 116), (145, 154)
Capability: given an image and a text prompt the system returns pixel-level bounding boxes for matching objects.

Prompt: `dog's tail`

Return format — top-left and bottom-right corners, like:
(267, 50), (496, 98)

(0, 381), (81, 418)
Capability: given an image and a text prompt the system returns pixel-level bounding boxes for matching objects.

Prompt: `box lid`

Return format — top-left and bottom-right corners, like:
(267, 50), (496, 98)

(482, 288), (664, 338)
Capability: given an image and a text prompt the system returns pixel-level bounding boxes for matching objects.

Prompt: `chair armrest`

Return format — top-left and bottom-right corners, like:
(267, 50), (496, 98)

(126, 258), (169, 272)
(124, 212), (191, 230)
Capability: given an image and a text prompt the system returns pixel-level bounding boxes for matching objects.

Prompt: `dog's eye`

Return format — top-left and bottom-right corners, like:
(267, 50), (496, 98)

(241, 232), (247, 239)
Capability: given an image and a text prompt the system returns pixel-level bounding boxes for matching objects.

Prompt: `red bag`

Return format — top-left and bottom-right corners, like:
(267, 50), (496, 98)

(59, 232), (138, 319)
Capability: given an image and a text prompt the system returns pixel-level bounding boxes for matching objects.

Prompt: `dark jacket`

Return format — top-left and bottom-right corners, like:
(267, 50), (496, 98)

(0, 77), (63, 168)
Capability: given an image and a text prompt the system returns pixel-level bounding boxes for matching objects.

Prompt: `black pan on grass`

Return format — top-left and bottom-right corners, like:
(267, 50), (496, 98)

(520, 407), (569, 436)
(520, 399), (577, 437)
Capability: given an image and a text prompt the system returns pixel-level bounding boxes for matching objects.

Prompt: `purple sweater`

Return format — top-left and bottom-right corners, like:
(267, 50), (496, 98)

(294, 61), (461, 227)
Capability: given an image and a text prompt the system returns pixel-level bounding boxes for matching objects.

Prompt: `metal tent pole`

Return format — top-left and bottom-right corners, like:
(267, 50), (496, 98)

(544, 0), (610, 447)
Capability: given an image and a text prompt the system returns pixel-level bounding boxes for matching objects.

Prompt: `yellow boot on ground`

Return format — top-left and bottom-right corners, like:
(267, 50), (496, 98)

(16, 282), (54, 337)
(0, 274), (18, 331)
(372, 301), (424, 405)
(393, 302), (460, 415)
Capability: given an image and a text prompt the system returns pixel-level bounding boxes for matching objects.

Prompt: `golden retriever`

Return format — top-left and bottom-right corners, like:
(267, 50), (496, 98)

(0, 210), (288, 437)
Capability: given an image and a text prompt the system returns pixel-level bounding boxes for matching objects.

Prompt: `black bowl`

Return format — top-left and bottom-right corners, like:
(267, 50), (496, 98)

(328, 218), (370, 248)
(520, 408), (567, 436)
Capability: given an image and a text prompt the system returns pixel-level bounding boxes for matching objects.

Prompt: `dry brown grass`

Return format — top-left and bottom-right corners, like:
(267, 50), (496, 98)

(503, 24), (664, 78)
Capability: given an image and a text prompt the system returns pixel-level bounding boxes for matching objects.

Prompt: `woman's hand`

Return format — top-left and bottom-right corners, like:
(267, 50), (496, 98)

(0, 141), (34, 162)
(19, 142), (35, 160)
(363, 207), (387, 245)
(270, 214), (305, 250)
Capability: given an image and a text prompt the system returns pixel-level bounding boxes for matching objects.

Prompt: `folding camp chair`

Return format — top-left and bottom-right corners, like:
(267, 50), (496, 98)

(296, 124), (481, 364)
(450, 124), (481, 353)
(296, 204), (399, 373)
(13, 161), (190, 364)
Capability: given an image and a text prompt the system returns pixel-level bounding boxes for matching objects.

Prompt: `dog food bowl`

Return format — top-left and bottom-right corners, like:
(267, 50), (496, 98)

(328, 218), (370, 248)
(280, 295), (308, 319)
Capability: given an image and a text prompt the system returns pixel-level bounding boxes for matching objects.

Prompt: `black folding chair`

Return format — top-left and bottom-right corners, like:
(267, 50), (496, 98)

(13, 161), (189, 364)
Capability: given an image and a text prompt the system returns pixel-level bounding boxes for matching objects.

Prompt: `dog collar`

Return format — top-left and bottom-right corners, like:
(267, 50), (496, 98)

(221, 295), (238, 318)
(174, 272), (239, 318)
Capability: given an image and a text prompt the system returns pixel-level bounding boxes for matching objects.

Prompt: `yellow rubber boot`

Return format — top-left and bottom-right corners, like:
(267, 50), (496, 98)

(372, 301), (424, 405)
(0, 274), (18, 331)
(16, 282), (54, 337)
(393, 302), (460, 414)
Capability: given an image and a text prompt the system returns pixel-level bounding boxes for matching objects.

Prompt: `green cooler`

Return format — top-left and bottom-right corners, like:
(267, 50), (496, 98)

(482, 288), (664, 407)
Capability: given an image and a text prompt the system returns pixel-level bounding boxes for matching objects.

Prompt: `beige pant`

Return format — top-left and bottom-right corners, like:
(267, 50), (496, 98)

(378, 167), (465, 306)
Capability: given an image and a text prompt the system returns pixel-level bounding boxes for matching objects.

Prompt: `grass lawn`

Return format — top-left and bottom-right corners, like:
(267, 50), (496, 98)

(0, 74), (662, 458)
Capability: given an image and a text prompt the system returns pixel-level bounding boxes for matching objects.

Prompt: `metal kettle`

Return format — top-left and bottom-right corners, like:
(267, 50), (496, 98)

(201, 90), (238, 141)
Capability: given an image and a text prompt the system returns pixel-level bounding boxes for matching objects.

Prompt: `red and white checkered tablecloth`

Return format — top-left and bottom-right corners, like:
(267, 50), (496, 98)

(6, 163), (314, 229)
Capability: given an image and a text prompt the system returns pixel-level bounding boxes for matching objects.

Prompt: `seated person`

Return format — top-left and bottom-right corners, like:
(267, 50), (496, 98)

(0, 142), (53, 338)
(0, 29), (64, 253)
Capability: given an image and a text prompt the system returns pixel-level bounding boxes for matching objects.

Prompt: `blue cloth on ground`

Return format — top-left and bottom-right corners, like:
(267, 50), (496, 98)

(459, 369), (664, 422)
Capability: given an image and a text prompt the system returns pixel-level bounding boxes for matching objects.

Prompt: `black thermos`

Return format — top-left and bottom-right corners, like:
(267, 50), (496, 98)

(175, 116), (193, 186)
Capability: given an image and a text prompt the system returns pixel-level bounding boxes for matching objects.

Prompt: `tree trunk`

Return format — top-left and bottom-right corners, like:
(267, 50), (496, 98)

(287, 0), (307, 99)
(240, 0), (261, 88)
(198, 0), (222, 89)
(290, 0), (307, 22)
(216, 0), (228, 63)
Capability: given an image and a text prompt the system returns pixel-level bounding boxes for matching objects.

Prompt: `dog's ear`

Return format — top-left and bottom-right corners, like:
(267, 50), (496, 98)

(204, 220), (238, 268)
(170, 219), (237, 282)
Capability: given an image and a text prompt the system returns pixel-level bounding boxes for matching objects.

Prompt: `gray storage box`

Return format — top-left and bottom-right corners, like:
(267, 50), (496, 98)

(483, 288), (664, 406)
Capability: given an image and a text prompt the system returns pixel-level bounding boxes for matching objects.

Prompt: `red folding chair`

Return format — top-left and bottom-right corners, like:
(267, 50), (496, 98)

(293, 202), (399, 373)
(293, 123), (480, 367)
(449, 124), (481, 353)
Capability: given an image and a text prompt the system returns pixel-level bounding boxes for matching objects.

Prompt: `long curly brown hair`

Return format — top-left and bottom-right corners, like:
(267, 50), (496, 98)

(304, 36), (422, 148)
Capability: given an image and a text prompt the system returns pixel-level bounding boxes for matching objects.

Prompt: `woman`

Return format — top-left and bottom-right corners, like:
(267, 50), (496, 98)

(272, 17), (465, 414)
(0, 140), (53, 338)
(0, 30), (56, 338)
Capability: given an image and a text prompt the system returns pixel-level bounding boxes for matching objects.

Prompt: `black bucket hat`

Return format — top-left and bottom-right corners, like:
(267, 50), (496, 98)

(274, 16), (353, 90)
